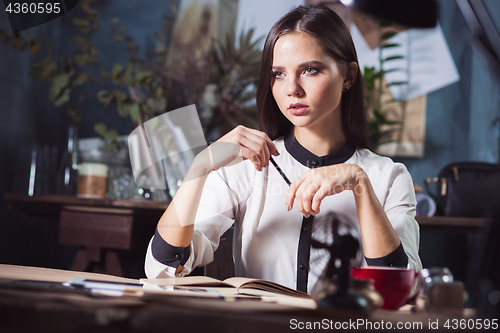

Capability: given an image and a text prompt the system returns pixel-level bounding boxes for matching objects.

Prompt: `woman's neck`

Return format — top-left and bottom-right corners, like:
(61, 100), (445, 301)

(293, 123), (347, 157)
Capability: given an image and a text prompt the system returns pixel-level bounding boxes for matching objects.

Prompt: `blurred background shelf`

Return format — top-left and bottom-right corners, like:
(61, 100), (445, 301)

(4, 193), (169, 219)
(5, 192), (489, 227)
(416, 215), (489, 232)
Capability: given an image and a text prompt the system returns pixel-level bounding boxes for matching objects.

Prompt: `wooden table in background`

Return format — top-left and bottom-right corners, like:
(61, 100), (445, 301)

(4, 193), (234, 279)
(5, 193), (169, 277)
(415, 215), (489, 232)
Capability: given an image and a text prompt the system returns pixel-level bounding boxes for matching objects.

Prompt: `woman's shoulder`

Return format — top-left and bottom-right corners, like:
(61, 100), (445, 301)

(353, 148), (410, 177)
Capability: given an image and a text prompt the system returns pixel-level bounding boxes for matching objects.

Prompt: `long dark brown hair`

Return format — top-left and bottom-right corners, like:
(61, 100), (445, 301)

(256, 4), (370, 150)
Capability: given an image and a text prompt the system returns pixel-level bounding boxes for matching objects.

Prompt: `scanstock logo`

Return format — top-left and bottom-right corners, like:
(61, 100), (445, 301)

(4, 0), (79, 33)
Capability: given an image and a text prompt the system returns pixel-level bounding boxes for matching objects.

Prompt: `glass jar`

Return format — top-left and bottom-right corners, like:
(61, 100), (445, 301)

(106, 149), (136, 200)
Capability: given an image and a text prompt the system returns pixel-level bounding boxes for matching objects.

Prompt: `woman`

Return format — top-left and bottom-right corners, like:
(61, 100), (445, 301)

(145, 4), (422, 294)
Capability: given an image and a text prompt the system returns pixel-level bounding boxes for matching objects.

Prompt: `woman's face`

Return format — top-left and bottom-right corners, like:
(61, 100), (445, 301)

(271, 32), (346, 131)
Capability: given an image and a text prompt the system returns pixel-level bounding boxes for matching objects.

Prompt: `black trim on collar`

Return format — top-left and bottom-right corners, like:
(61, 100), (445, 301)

(284, 132), (356, 168)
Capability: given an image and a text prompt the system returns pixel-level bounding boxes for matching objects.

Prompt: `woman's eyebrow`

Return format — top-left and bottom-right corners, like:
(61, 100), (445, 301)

(298, 60), (323, 67)
(271, 60), (323, 71)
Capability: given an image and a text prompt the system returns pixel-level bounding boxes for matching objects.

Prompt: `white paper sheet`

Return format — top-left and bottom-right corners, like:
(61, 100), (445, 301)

(352, 22), (460, 101)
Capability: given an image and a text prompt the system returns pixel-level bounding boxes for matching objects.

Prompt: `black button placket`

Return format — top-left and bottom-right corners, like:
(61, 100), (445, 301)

(296, 159), (321, 293)
(296, 215), (314, 292)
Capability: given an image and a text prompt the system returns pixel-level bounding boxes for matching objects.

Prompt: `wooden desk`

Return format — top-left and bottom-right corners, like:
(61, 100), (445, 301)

(0, 265), (486, 333)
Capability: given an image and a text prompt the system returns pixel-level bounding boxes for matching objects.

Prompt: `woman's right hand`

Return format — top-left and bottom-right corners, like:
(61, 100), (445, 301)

(207, 125), (279, 172)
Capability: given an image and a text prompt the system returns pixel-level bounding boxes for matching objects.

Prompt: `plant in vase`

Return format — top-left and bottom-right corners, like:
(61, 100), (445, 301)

(363, 22), (408, 151)
(202, 28), (263, 138)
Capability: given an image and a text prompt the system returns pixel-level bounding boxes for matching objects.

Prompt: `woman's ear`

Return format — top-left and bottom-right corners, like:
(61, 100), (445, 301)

(344, 62), (359, 90)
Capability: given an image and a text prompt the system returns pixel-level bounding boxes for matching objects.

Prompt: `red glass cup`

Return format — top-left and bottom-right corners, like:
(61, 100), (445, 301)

(351, 266), (417, 310)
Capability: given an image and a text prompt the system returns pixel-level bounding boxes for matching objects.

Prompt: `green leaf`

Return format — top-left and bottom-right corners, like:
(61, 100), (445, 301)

(72, 73), (87, 86)
(73, 18), (90, 27)
(81, 0), (100, 18)
(382, 55), (404, 62)
(41, 61), (58, 80)
(111, 64), (125, 84)
(111, 63), (124, 76)
(155, 87), (163, 98)
(104, 129), (118, 141)
(53, 87), (70, 107)
(387, 81), (408, 86)
(104, 142), (118, 152)
(135, 71), (151, 82)
(380, 32), (397, 41)
(97, 90), (113, 108)
(50, 74), (69, 101)
(123, 64), (133, 85)
(129, 103), (139, 122)
(381, 43), (400, 49)
(117, 102), (129, 117)
(381, 68), (403, 75)
(94, 123), (107, 137)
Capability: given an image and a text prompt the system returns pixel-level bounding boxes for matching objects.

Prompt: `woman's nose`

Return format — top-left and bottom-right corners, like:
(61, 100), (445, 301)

(287, 77), (304, 96)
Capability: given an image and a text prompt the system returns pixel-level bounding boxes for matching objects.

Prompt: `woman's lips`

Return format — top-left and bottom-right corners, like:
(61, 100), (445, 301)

(288, 103), (309, 116)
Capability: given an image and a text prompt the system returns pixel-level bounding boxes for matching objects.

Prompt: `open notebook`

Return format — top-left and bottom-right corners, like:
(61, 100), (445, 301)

(141, 276), (311, 299)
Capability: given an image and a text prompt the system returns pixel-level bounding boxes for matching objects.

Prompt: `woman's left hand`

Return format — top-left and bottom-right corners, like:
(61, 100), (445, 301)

(286, 164), (366, 217)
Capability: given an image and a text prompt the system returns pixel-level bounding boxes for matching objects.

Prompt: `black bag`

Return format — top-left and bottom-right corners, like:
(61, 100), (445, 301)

(425, 162), (500, 218)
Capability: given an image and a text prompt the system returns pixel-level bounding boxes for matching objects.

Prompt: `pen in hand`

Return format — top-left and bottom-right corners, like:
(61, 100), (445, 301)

(270, 157), (291, 186)
(270, 157), (313, 216)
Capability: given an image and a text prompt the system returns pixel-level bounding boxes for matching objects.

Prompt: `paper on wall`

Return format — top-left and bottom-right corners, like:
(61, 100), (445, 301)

(352, 22), (460, 101)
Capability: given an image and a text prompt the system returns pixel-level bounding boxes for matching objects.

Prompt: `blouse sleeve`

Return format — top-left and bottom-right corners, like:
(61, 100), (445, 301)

(144, 164), (251, 279)
(382, 163), (423, 273)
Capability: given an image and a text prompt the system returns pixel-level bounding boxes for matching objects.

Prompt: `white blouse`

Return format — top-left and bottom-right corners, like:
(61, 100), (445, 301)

(145, 136), (422, 294)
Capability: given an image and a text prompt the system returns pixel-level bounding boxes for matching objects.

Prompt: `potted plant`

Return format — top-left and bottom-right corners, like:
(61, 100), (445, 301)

(363, 22), (407, 151)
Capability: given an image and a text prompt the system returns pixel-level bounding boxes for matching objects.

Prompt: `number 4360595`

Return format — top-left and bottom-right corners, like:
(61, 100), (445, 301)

(5, 2), (61, 14)
(444, 319), (498, 330)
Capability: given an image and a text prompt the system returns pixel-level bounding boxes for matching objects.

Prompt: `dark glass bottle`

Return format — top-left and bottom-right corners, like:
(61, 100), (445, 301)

(57, 125), (80, 195)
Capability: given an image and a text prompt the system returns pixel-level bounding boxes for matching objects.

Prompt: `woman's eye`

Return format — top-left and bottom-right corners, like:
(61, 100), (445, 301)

(304, 67), (319, 75)
(272, 71), (284, 79)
